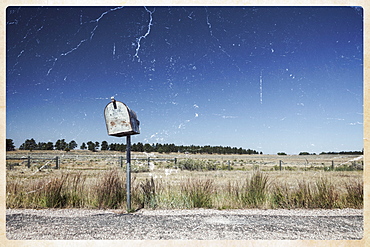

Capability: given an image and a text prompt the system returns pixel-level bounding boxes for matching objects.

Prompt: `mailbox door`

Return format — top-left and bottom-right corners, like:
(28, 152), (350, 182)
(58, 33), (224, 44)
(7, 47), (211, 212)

(129, 109), (140, 134)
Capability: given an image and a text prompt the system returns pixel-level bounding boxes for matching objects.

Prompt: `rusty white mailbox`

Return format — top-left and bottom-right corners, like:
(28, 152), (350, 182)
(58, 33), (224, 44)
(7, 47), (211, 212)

(104, 97), (140, 137)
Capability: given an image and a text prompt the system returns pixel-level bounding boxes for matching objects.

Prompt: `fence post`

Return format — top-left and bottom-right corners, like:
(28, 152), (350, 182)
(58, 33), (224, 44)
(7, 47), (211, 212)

(148, 157), (150, 169)
(331, 161), (334, 171)
(27, 156), (31, 168)
(120, 156), (124, 168)
(279, 160), (282, 171)
(55, 156), (59, 169)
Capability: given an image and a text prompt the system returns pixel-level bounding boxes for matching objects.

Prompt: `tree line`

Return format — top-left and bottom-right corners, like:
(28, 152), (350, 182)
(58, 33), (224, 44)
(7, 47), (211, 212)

(6, 138), (261, 155)
(8, 138), (362, 155)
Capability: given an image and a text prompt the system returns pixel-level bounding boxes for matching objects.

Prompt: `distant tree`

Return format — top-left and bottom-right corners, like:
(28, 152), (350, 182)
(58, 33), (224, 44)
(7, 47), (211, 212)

(95, 141), (100, 151)
(6, 139), (15, 151)
(143, 143), (154, 153)
(87, 141), (96, 152)
(37, 142), (46, 150)
(277, 152), (287, 155)
(55, 139), (68, 150)
(136, 142), (144, 152)
(80, 142), (87, 150)
(101, 141), (109, 151)
(108, 143), (126, 152)
(103, 142), (260, 155)
(19, 138), (37, 151)
(118, 143), (126, 152)
(109, 143), (116, 151)
(45, 142), (54, 150)
(299, 152), (310, 155)
(68, 140), (78, 150)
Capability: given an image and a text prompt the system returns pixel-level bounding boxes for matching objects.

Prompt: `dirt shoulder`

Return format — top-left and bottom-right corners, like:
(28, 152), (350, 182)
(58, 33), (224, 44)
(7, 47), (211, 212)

(6, 208), (363, 240)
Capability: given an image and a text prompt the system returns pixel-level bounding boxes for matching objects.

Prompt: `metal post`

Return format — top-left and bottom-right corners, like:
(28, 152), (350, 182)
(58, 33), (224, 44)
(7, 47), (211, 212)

(279, 160), (282, 171)
(27, 156), (31, 168)
(55, 156), (59, 169)
(126, 135), (131, 212)
(120, 156), (123, 168)
(331, 160), (334, 171)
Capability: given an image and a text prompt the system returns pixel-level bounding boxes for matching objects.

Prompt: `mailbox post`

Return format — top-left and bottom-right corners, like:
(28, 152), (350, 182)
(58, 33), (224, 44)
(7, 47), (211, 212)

(104, 97), (140, 212)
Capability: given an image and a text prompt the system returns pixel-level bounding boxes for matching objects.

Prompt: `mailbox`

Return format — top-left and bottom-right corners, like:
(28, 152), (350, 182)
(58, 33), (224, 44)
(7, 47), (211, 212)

(104, 97), (140, 137)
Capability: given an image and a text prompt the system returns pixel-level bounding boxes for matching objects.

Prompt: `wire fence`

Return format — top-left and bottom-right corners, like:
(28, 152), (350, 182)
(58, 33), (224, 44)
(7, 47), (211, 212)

(6, 154), (363, 172)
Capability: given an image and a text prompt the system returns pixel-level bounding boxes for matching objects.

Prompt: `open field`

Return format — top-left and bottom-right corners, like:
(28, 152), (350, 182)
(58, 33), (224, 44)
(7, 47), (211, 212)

(6, 150), (363, 210)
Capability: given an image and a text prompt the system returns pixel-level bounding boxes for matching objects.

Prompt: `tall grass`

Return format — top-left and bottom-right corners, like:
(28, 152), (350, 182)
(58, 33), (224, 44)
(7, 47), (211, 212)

(95, 169), (126, 209)
(136, 177), (158, 209)
(65, 172), (86, 207)
(242, 171), (269, 207)
(181, 178), (214, 208)
(39, 174), (69, 207)
(344, 178), (363, 208)
(314, 178), (339, 208)
(6, 170), (363, 210)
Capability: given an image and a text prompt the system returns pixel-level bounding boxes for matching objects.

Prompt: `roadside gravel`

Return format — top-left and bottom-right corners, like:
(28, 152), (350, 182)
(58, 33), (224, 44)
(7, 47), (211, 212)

(6, 208), (363, 240)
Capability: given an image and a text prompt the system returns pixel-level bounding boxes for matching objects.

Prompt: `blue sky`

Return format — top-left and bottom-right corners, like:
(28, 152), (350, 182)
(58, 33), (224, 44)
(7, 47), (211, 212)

(6, 6), (363, 154)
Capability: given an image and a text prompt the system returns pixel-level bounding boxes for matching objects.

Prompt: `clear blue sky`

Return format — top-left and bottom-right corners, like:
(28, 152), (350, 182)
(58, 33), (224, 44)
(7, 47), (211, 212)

(6, 6), (363, 154)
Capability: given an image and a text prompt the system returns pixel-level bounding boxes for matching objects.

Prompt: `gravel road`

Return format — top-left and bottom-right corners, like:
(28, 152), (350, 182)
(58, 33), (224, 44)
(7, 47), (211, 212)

(6, 208), (363, 240)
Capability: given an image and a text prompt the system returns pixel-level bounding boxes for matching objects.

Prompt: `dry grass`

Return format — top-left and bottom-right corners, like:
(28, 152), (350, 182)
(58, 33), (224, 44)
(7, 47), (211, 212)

(6, 153), (363, 211)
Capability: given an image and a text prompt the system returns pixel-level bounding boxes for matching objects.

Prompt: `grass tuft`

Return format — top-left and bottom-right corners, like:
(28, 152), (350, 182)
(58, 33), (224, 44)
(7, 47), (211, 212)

(138, 177), (158, 209)
(344, 178), (363, 208)
(241, 170), (269, 208)
(40, 174), (69, 208)
(95, 169), (125, 209)
(181, 178), (214, 208)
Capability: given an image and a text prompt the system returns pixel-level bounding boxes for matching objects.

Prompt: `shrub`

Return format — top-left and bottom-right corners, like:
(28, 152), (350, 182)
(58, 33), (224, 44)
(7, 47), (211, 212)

(178, 159), (203, 171)
(178, 159), (219, 171)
